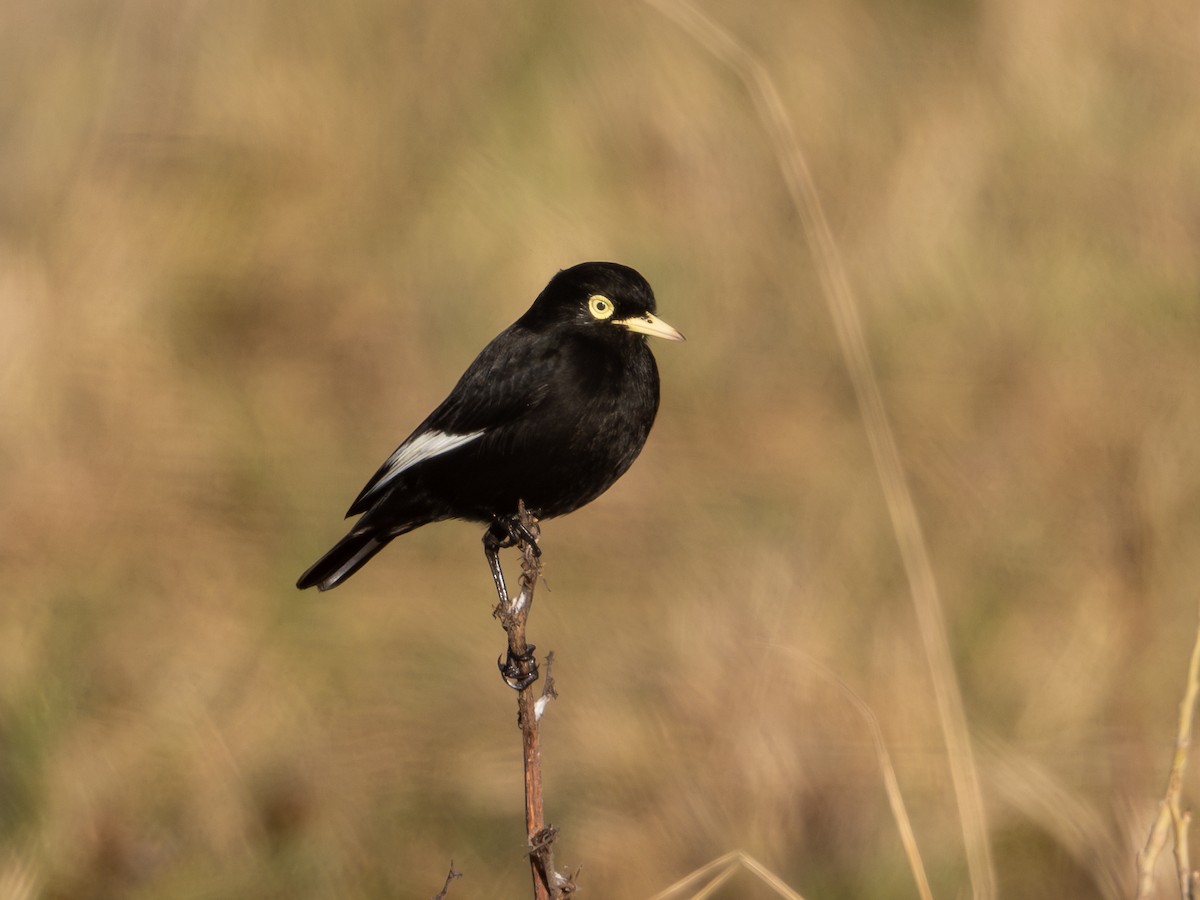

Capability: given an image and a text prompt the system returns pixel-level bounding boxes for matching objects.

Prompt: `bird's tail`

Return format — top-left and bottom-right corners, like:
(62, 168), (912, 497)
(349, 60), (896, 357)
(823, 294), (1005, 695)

(296, 529), (391, 591)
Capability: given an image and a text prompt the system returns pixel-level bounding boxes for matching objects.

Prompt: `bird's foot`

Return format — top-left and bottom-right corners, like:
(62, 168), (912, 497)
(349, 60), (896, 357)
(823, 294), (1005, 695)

(492, 513), (541, 556)
(498, 644), (539, 690)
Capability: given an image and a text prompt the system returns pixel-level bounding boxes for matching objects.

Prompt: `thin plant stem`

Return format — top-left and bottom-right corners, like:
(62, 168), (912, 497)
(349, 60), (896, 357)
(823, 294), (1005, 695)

(492, 503), (565, 899)
(793, 651), (935, 900)
(1135, 602), (1200, 900)
(649, 850), (808, 900)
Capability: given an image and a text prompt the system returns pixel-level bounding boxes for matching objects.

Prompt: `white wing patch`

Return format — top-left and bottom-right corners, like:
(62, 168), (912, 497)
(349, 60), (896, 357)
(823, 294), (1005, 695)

(362, 428), (486, 503)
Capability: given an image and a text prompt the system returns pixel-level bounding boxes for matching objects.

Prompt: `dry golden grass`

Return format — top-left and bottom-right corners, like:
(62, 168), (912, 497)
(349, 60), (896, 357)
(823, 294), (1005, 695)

(3, 1), (1200, 897)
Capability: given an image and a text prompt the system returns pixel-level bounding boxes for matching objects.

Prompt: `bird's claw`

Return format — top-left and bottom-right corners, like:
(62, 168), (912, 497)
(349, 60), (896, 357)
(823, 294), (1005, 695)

(498, 645), (539, 690)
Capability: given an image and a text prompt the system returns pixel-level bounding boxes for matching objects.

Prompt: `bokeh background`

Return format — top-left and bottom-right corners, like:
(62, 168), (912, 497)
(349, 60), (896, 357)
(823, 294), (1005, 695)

(4, 0), (1200, 897)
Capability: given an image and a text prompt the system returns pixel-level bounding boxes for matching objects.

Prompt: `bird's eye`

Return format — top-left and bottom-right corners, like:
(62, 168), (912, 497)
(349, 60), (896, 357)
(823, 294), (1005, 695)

(588, 295), (614, 320)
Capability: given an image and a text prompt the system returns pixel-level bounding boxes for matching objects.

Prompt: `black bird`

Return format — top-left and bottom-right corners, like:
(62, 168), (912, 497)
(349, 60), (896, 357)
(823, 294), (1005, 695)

(296, 261), (684, 595)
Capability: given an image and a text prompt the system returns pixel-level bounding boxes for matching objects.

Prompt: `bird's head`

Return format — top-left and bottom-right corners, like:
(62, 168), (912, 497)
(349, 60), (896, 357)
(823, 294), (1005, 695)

(523, 261), (686, 343)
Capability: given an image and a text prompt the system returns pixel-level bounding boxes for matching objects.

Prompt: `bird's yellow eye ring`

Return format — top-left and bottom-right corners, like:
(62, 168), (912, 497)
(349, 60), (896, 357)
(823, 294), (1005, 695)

(588, 294), (615, 320)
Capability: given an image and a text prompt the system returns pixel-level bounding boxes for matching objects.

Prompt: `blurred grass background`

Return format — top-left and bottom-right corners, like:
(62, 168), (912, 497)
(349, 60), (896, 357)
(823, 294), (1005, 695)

(3, 0), (1200, 897)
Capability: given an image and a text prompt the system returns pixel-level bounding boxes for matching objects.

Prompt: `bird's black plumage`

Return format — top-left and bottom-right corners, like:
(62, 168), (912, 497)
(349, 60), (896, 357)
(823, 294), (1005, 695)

(297, 261), (684, 592)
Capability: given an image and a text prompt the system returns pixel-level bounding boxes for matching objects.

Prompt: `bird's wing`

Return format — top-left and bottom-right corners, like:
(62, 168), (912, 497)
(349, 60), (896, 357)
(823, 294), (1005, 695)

(346, 325), (552, 516)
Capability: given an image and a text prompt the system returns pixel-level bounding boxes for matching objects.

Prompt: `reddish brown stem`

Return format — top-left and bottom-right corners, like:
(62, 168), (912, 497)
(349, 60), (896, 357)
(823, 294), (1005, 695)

(493, 503), (567, 899)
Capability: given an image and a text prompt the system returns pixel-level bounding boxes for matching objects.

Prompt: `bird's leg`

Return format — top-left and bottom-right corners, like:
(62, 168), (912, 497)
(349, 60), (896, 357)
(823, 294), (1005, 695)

(485, 515), (540, 690)
(483, 512), (543, 608)
(483, 521), (511, 608)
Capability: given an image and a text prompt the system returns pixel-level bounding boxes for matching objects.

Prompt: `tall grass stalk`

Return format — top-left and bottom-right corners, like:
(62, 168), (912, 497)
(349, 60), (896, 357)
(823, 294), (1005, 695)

(644, 1), (996, 896)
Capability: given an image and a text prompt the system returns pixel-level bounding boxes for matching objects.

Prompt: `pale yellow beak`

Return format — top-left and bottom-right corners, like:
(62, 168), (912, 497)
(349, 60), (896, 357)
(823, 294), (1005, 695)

(615, 312), (686, 342)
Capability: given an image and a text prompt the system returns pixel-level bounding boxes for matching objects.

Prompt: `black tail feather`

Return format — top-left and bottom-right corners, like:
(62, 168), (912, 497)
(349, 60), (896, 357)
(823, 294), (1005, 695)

(297, 529), (391, 591)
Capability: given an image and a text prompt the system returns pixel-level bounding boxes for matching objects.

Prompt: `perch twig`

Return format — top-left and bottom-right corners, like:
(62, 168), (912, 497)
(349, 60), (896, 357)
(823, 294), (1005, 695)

(492, 502), (571, 898)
